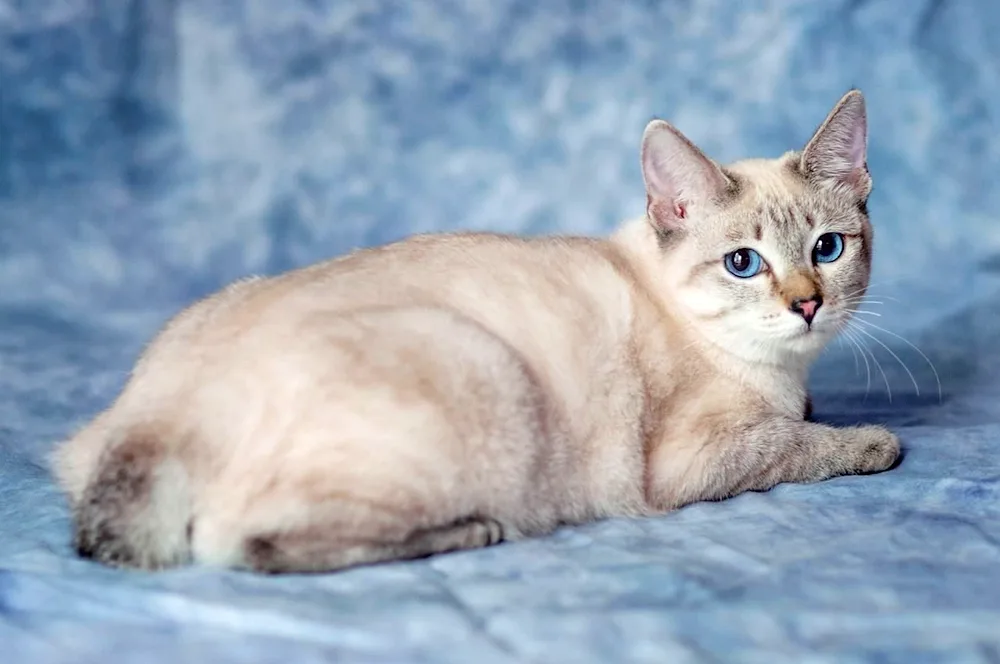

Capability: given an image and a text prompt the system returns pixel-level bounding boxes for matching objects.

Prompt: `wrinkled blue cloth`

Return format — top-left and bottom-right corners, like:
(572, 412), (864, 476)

(2, 1), (999, 662)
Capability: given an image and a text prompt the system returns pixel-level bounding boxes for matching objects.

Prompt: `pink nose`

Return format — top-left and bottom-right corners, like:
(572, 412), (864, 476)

(790, 295), (823, 325)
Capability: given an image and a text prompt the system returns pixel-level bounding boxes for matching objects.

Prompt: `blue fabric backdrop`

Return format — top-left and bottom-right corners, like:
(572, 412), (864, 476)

(2, 1), (999, 661)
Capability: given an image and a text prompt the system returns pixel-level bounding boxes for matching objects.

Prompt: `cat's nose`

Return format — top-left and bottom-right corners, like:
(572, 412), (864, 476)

(790, 294), (823, 325)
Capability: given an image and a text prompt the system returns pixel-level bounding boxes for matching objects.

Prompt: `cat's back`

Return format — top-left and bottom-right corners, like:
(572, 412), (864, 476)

(300, 230), (632, 315)
(157, 231), (638, 362)
(133, 231), (646, 465)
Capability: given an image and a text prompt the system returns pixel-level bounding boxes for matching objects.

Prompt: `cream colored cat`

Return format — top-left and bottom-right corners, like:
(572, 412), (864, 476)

(52, 90), (899, 573)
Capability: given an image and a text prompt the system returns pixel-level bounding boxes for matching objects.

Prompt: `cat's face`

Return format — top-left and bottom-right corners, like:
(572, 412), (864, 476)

(642, 91), (873, 366)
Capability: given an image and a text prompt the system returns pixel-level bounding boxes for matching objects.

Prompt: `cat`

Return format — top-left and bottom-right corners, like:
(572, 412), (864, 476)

(51, 90), (899, 574)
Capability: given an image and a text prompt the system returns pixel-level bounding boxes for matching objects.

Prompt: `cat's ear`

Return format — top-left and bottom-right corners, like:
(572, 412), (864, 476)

(641, 119), (731, 231)
(800, 90), (871, 200)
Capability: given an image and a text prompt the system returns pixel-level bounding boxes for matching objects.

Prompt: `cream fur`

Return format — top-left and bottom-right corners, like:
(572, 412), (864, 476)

(51, 90), (899, 573)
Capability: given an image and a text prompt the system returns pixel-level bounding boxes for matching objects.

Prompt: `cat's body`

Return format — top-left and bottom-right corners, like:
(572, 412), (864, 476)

(53, 91), (900, 573)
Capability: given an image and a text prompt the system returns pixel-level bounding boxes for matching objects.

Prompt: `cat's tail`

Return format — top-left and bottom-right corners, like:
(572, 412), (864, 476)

(73, 431), (193, 569)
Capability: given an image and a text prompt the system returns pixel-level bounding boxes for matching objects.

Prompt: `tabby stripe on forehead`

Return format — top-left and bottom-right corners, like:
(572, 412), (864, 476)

(778, 203), (803, 228)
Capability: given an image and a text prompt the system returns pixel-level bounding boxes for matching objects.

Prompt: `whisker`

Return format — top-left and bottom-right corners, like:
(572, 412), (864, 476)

(842, 302), (885, 312)
(841, 327), (872, 400)
(853, 330), (893, 403)
(866, 294), (902, 304)
(851, 318), (943, 403)
(841, 284), (879, 300)
(840, 334), (861, 375)
(849, 309), (882, 318)
(841, 293), (901, 306)
(841, 282), (902, 302)
(842, 297), (884, 306)
(849, 327), (891, 402)
(848, 322), (921, 397)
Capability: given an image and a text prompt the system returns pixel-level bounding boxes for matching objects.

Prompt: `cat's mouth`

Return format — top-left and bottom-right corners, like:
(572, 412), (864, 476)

(786, 318), (835, 342)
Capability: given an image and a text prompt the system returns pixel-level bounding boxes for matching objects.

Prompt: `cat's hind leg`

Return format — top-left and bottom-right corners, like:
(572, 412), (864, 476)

(190, 484), (507, 574)
(190, 305), (556, 574)
(243, 516), (505, 574)
(189, 443), (511, 574)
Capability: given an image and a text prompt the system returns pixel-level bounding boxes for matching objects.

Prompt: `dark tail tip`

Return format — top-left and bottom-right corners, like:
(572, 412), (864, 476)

(74, 434), (174, 568)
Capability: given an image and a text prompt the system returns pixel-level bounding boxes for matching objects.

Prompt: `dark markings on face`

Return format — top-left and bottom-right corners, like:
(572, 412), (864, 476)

(765, 269), (781, 299)
(784, 271), (821, 306)
(782, 152), (809, 181)
(857, 228), (872, 267)
(719, 167), (744, 201)
(683, 157), (879, 344)
(656, 225), (682, 250)
(812, 262), (826, 292)
(678, 158), (874, 312)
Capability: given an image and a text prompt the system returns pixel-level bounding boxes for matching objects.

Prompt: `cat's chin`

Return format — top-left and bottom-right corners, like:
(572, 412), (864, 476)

(701, 332), (824, 369)
(777, 325), (837, 359)
(737, 325), (837, 366)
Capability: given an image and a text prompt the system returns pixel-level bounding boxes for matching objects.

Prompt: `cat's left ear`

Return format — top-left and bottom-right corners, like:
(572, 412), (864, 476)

(800, 89), (871, 201)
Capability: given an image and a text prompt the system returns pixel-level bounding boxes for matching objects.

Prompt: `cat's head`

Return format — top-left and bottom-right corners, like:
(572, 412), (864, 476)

(639, 90), (873, 366)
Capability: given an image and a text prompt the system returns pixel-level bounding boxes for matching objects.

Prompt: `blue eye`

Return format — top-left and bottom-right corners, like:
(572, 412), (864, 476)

(813, 232), (844, 264)
(724, 248), (764, 278)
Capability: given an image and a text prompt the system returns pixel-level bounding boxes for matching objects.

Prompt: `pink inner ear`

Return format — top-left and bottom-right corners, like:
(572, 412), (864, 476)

(848, 122), (867, 170)
(646, 197), (687, 231)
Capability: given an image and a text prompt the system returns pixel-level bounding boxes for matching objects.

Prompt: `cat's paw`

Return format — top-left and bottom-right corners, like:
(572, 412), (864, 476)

(468, 518), (505, 547)
(852, 425), (900, 474)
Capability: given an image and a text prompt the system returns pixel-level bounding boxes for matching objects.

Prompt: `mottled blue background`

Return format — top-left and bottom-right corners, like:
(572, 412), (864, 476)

(2, 1), (999, 662)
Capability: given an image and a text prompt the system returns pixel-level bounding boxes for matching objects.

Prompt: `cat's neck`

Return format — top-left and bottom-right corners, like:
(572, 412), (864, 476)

(609, 217), (811, 416)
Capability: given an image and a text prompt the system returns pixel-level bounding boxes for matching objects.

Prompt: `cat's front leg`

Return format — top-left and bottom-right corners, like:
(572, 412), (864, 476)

(647, 417), (900, 511)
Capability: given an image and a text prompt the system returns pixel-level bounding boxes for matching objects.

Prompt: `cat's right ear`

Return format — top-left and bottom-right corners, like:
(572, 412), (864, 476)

(641, 119), (730, 232)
